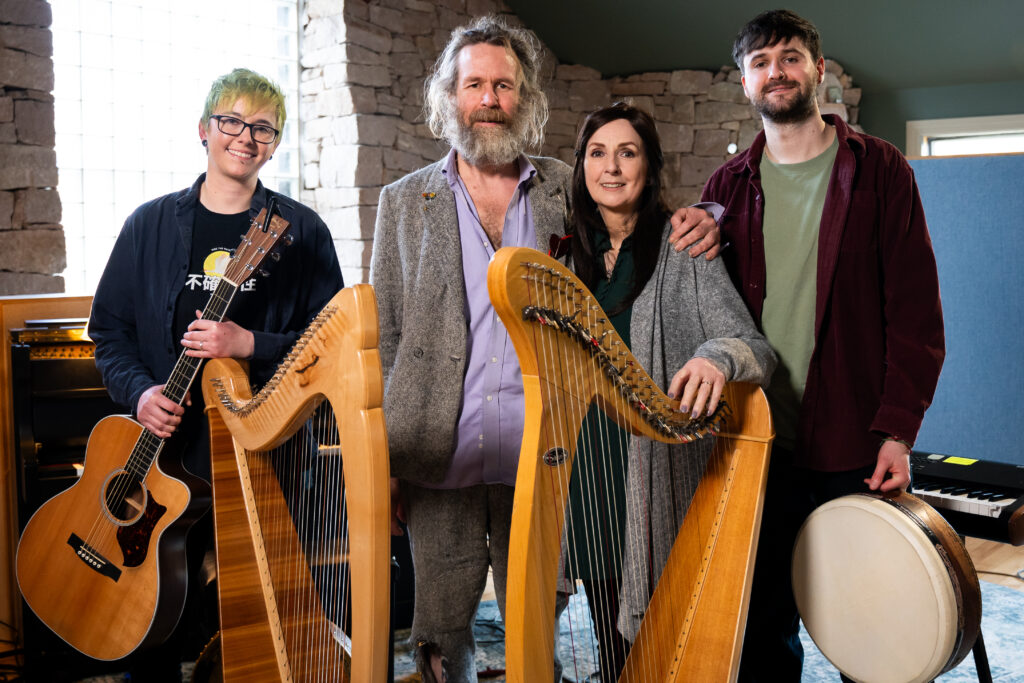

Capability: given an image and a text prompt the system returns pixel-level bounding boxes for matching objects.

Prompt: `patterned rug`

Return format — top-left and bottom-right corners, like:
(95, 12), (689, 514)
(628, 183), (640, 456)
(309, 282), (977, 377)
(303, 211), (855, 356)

(394, 579), (1024, 682)
(69, 578), (1021, 681)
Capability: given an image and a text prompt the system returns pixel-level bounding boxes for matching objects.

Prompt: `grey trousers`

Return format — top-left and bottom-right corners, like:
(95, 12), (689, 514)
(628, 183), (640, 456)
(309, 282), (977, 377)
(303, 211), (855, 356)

(401, 482), (515, 683)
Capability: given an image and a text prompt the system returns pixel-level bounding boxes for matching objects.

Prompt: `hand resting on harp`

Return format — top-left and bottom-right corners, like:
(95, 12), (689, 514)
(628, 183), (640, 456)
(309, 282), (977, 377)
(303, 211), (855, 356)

(497, 96), (776, 683)
(668, 356), (727, 418)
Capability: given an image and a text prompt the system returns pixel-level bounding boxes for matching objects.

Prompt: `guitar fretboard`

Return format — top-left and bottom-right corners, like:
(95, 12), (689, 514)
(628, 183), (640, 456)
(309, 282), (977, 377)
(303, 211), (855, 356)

(124, 277), (238, 480)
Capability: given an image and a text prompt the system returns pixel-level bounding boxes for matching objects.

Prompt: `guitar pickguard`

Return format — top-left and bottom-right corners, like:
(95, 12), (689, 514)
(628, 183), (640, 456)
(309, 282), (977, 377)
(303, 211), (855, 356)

(115, 494), (167, 567)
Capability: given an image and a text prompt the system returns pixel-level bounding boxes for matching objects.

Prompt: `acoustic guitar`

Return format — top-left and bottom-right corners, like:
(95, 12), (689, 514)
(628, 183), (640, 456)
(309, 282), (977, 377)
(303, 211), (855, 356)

(16, 203), (291, 661)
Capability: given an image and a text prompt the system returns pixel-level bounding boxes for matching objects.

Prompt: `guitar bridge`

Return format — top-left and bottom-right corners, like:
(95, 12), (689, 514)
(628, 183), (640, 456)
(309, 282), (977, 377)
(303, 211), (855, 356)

(67, 533), (121, 582)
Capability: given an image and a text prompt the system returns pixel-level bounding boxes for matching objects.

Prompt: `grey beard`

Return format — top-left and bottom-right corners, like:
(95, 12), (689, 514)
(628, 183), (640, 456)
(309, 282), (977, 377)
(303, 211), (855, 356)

(451, 116), (528, 167)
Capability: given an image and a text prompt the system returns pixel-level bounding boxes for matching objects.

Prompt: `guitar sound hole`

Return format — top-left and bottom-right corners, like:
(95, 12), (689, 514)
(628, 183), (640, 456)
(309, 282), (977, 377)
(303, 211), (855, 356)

(103, 472), (147, 524)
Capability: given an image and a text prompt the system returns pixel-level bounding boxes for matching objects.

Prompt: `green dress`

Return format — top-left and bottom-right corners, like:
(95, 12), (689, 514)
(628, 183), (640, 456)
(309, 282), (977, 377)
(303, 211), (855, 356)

(564, 229), (634, 582)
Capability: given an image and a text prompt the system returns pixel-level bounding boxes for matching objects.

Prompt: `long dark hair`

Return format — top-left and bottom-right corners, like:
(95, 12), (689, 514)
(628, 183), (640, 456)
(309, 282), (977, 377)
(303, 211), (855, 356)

(570, 102), (670, 314)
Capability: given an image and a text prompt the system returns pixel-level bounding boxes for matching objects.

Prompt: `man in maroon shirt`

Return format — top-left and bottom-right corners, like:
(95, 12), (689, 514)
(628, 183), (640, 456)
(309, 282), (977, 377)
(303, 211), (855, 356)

(675, 9), (945, 681)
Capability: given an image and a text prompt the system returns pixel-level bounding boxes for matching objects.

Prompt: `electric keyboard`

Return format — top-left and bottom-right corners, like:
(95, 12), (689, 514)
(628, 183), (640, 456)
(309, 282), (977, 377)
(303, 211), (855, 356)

(910, 451), (1024, 546)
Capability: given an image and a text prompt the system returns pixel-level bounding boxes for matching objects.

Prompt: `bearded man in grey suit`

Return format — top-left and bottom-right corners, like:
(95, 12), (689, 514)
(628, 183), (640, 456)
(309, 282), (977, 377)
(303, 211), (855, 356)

(370, 15), (720, 683)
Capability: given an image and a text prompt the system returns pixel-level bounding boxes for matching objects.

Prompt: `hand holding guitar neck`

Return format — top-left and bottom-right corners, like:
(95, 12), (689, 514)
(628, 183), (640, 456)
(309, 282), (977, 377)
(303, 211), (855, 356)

(136, 384), (189, 438)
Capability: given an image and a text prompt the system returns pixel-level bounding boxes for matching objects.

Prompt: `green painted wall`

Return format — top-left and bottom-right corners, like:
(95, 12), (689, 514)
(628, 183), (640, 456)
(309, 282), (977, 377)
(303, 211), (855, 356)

(846, 80), (1024, 152)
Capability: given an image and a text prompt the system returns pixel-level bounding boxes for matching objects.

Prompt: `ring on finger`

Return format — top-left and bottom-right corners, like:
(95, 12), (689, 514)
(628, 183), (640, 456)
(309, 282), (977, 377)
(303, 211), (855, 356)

(199, 340), (204, 350)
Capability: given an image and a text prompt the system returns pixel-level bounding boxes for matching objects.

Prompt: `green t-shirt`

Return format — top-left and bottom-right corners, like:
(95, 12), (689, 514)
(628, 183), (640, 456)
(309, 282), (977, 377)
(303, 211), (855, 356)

(760, 137), (838, 450)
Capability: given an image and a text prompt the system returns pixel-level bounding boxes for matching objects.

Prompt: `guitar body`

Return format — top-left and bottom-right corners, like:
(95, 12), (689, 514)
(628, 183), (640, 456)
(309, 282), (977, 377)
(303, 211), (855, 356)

(16, 414), (210, 660)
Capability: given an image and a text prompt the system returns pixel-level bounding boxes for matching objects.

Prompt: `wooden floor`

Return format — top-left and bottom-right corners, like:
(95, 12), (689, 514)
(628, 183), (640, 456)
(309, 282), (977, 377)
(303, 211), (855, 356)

(965, 536), (1024, 591)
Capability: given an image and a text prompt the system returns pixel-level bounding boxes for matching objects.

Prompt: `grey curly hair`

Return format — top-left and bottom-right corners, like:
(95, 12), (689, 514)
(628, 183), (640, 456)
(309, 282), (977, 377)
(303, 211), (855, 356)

(423, 15), (549, 152)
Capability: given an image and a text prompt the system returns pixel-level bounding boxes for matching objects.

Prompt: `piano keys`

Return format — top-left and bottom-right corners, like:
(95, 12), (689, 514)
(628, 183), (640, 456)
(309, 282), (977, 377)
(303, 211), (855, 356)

(910, 451), (1024, 546)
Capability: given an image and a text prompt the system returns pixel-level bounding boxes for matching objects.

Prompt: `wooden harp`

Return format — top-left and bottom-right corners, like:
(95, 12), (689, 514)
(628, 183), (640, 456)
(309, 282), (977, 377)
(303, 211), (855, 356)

(200, 285), (390, 682)
(490, 247), (774, 682)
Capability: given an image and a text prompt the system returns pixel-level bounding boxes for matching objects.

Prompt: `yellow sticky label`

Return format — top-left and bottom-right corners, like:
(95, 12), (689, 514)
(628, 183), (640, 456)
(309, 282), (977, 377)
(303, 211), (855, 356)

(942, 456), (977, 465)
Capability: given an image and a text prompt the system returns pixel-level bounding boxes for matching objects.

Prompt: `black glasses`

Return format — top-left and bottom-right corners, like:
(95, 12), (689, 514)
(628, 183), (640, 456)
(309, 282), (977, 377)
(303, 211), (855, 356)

(209, 115), (279, 144)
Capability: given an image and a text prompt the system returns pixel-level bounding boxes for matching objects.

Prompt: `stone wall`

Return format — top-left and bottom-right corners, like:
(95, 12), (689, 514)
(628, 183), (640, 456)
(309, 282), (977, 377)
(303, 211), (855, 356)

(0, 1), (865, 293)
(299, 0), (863, 285)
(0, 0), (64, 295)
(299, 0), (516, 286)
(541, 60), (862, 209)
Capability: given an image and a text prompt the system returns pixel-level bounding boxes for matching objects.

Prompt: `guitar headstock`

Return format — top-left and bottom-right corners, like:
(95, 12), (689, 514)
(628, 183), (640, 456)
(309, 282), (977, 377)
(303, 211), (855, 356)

(223, 206), (292, 286)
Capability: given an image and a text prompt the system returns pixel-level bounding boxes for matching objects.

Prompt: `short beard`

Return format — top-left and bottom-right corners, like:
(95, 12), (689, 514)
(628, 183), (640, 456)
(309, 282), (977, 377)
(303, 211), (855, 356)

(752, 79), (818, 125)
(450, 108), (529, 167)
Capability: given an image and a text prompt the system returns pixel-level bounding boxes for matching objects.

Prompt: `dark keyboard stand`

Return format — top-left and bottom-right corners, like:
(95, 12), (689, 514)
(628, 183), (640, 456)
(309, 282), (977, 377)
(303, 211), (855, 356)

(972, 630), (993, 683)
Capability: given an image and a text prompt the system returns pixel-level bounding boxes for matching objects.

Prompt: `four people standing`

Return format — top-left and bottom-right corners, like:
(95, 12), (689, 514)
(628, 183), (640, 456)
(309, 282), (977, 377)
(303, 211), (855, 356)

(80, 9), (945, 682)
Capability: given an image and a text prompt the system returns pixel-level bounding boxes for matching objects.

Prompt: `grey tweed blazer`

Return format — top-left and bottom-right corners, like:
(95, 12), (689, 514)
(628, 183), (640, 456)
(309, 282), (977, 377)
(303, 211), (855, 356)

(369, 155), (572, 484)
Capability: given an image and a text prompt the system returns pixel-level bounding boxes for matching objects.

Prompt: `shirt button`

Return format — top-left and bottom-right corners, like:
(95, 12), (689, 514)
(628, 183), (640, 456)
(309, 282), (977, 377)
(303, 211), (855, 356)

(491, 357), (498, 363)
(486, 395), (492, 401)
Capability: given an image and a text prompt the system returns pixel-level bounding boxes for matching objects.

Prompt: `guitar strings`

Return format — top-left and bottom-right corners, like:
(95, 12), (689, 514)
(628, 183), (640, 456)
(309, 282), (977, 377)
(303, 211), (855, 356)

(87, 215), (266, 555)
(79, 277), (238, 568)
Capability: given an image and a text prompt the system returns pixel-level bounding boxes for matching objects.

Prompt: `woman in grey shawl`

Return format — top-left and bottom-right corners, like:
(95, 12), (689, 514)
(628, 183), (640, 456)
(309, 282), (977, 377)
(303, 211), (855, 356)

(564, 102), (775, 672)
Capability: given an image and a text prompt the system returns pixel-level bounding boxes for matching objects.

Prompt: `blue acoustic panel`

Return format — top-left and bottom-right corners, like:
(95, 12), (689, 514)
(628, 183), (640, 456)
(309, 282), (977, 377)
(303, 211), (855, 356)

(909, 154), (1024, 465)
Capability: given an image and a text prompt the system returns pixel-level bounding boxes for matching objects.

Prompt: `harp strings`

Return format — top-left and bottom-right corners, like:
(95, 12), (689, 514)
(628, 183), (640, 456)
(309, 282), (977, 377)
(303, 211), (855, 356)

(521, 260), (724, 682)
(526, 265), (589, 675)
(245, 399), (351, 681)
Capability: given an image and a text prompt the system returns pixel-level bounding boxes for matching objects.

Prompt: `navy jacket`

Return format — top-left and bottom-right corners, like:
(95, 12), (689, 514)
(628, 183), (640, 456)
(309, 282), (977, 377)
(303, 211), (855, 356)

(89, 174), (344, 418)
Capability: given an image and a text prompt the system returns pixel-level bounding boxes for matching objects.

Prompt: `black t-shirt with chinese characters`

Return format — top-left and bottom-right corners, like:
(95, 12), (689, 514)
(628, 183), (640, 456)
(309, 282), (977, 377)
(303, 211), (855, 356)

(172, 203), (269, 348)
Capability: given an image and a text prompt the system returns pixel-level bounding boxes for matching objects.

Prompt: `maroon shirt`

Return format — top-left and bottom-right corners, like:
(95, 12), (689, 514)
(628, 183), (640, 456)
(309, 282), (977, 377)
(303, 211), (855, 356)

(702, 115), (944, 472)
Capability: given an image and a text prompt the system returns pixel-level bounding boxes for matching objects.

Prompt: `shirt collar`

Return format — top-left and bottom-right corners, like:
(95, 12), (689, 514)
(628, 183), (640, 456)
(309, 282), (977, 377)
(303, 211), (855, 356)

(441, 148), (537, 189)
(593, 227), (635, 254)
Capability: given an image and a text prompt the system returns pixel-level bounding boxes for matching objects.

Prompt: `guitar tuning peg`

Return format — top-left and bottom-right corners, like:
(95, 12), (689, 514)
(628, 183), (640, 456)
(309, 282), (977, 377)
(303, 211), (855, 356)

(282, 234), (294, 246)
(258, 268), (270, 278)
(270, 252), (281, 262)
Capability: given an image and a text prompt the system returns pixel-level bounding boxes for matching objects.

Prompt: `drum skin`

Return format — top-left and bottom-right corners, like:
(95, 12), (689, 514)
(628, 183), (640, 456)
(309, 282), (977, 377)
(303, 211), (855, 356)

(792, 491), (981, 683)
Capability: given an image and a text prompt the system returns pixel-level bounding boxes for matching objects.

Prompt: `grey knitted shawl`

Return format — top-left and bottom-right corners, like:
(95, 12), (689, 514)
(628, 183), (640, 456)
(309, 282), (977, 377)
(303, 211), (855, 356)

(617, 223), (776, 640)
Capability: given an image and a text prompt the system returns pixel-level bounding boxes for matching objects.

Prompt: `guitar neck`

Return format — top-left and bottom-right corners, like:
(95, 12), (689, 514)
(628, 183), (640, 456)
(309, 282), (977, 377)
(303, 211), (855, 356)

(123, 278), (238, 479)
(161, 277), (239, 406)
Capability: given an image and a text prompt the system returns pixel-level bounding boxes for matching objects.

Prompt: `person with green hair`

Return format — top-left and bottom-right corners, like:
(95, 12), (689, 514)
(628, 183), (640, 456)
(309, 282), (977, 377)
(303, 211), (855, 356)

(89, 68), (343, 678)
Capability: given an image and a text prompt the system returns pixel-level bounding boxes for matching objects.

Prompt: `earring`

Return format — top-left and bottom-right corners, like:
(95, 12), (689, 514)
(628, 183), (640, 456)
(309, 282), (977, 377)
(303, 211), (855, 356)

(202, 139), (208, 147)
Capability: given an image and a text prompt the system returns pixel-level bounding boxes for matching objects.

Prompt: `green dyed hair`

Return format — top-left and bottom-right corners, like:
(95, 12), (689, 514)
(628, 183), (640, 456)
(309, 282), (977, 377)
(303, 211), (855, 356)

(201, 68), (286, 131)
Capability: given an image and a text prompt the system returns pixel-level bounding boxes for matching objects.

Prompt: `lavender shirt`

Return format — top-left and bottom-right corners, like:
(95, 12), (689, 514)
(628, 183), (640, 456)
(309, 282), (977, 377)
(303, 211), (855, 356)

(426, 151), (723, 489)
(420, 150), (538, 489)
